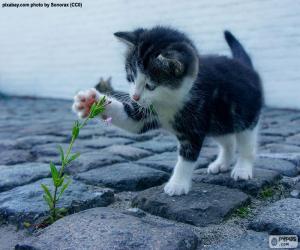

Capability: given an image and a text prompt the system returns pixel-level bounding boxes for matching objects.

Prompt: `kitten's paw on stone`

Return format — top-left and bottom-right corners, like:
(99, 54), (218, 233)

(72, 88), (101, 118)
(231, 164), (253, 181)
(207, 160), (230, 174)
(164, 179), (191, 196)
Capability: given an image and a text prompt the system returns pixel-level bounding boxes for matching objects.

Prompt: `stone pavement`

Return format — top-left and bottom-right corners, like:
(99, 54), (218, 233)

(0, 96), (299, 249)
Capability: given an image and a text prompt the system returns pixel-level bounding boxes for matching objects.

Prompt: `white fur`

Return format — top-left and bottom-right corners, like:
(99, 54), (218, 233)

(164, 156), (196, 196)
(207, 134), (236, 174)
(130, 70), (195, 131)
(231, 125), (258, 180)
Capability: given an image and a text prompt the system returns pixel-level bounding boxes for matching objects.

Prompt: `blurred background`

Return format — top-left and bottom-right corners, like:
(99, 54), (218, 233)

(0, 0), (299, 108)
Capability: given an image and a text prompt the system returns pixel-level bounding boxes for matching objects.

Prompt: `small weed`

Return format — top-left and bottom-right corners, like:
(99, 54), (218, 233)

(235, 205), (251, 218)
(259, 186), (275, 199)
(40, 96), (109, 225)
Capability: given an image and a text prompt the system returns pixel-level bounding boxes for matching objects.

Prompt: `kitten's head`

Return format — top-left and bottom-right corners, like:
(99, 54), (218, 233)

(95, 77), (113, 94)
(114, 26), (199, 107)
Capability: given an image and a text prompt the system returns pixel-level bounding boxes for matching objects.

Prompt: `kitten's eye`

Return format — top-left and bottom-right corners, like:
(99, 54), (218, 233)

(145, 83), (156, 91)
(127, 74), (134, 83)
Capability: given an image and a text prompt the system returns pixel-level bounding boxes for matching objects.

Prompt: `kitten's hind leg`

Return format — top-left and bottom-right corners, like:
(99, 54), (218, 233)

(207, 134), (236, 174)
(231, 126), (258, 180)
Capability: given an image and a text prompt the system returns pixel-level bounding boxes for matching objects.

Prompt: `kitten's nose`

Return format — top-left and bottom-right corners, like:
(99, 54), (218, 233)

(132, 94), (140, 101)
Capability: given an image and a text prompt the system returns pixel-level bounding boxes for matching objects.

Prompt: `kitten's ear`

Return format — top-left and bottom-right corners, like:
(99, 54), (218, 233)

(106, 76), (112, 84)
(157, 54), (185, 77)
(114, 31), (137, 47)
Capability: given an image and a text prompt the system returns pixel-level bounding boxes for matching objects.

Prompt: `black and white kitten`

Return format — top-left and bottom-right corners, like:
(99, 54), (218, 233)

(72, 26), (263, 196)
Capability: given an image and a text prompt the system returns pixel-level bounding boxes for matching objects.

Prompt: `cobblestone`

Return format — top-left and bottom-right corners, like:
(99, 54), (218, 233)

(0, 97), (299, 249)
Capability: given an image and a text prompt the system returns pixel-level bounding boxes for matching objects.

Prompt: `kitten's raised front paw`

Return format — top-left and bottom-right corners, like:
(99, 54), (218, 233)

(72, 88), (101, 118)
(207, 159), (230, 174)
(164, 179), (191, 196)
(231, 163), (253, 181)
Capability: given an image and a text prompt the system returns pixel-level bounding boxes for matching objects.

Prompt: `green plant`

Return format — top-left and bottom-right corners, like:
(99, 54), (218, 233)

(235, 205), (251, 218)
(259, 186), (275, 199)
(41, 97), (108, 224)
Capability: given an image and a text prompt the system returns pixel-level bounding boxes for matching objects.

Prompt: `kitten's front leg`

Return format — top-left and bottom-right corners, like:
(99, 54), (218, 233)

(164, 156), (196, 196)
(164, 141), (202, 196)
(72, 88), (145, 133)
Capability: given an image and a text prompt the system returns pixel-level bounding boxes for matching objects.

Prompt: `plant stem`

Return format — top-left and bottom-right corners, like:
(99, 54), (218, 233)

(45, 97), (108, 223)
(51, 116), (90, 221)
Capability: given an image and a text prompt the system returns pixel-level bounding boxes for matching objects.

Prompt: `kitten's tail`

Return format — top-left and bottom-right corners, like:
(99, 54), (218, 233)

(224, 30), (253, 68)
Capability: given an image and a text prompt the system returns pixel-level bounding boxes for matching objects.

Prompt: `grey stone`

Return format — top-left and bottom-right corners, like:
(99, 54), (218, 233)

(261, 125), (300, 137)
(136, 151), (209, 173)
(0, 163), (50, 192)
(31, 143), (87, 157)
(34, 155), (62, 165)
(15, 135), (66, 149)
(258, 135), (283, 145)
(290, 189), (300, 198)
(260, 143), (300, 153)
(206, 231), (269, 250)
(250, 198), (300, 237)
(260, 152), (300, 166)
(78, 136), (132, 149)
(193, 167), (281, 195)
(286, 181), (300, 199)
(0, 139), (18, 150)
(136, 151), (177, 172)
(132, 183), (250, 227)
(100, 144), (152, 160)
(255, 157), (298, 177)
(0, 150), (33, 165)
(75, 163), (169, 191)
(200, 147), (218, 160)
(285, 133), (300, 146)
(133, 138), (177, 153)
(111, 128), (161, 141)
(66, 151), (125, 174)
(0, 178), (114, 224)
(16, 207), (198, 250)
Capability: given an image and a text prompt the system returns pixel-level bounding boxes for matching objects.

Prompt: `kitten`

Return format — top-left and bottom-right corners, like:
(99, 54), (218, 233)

(95, 77), (114, 94)
(72, 26), (263, 196)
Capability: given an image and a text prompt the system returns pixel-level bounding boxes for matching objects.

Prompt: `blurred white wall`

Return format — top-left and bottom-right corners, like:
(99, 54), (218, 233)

(0, 0), (299, 108)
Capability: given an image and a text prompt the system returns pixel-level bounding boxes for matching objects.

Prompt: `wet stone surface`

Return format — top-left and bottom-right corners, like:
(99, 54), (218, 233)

(250, 198), (300, 237)
(16, 207), (199, 250)
(0, 178), (114, 225)
(205, 230), (270, 250)
(193, 167), (281, 195)
(132, 183), (250, 227)
(75, 163), (169, 191)
(0, 163), (50, 192)
(254, 156), (298, 177)
(0, 97), (300, 249)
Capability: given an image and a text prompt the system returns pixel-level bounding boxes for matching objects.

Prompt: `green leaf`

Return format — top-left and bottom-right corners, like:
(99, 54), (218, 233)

(57, 145), (65, 164)
(43, 194), (53, 209)
(58, 179), (71, 200)
(41, 184), (53, 203)
(50, 162), (59, 181)
(99, 96), (106, 106)
(55, 176), (64, 188)
(72, 121), (80, 139)
(57, 208), (68, 214)
(89, 97), (106, 118)
(66, 152), (80, 164)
